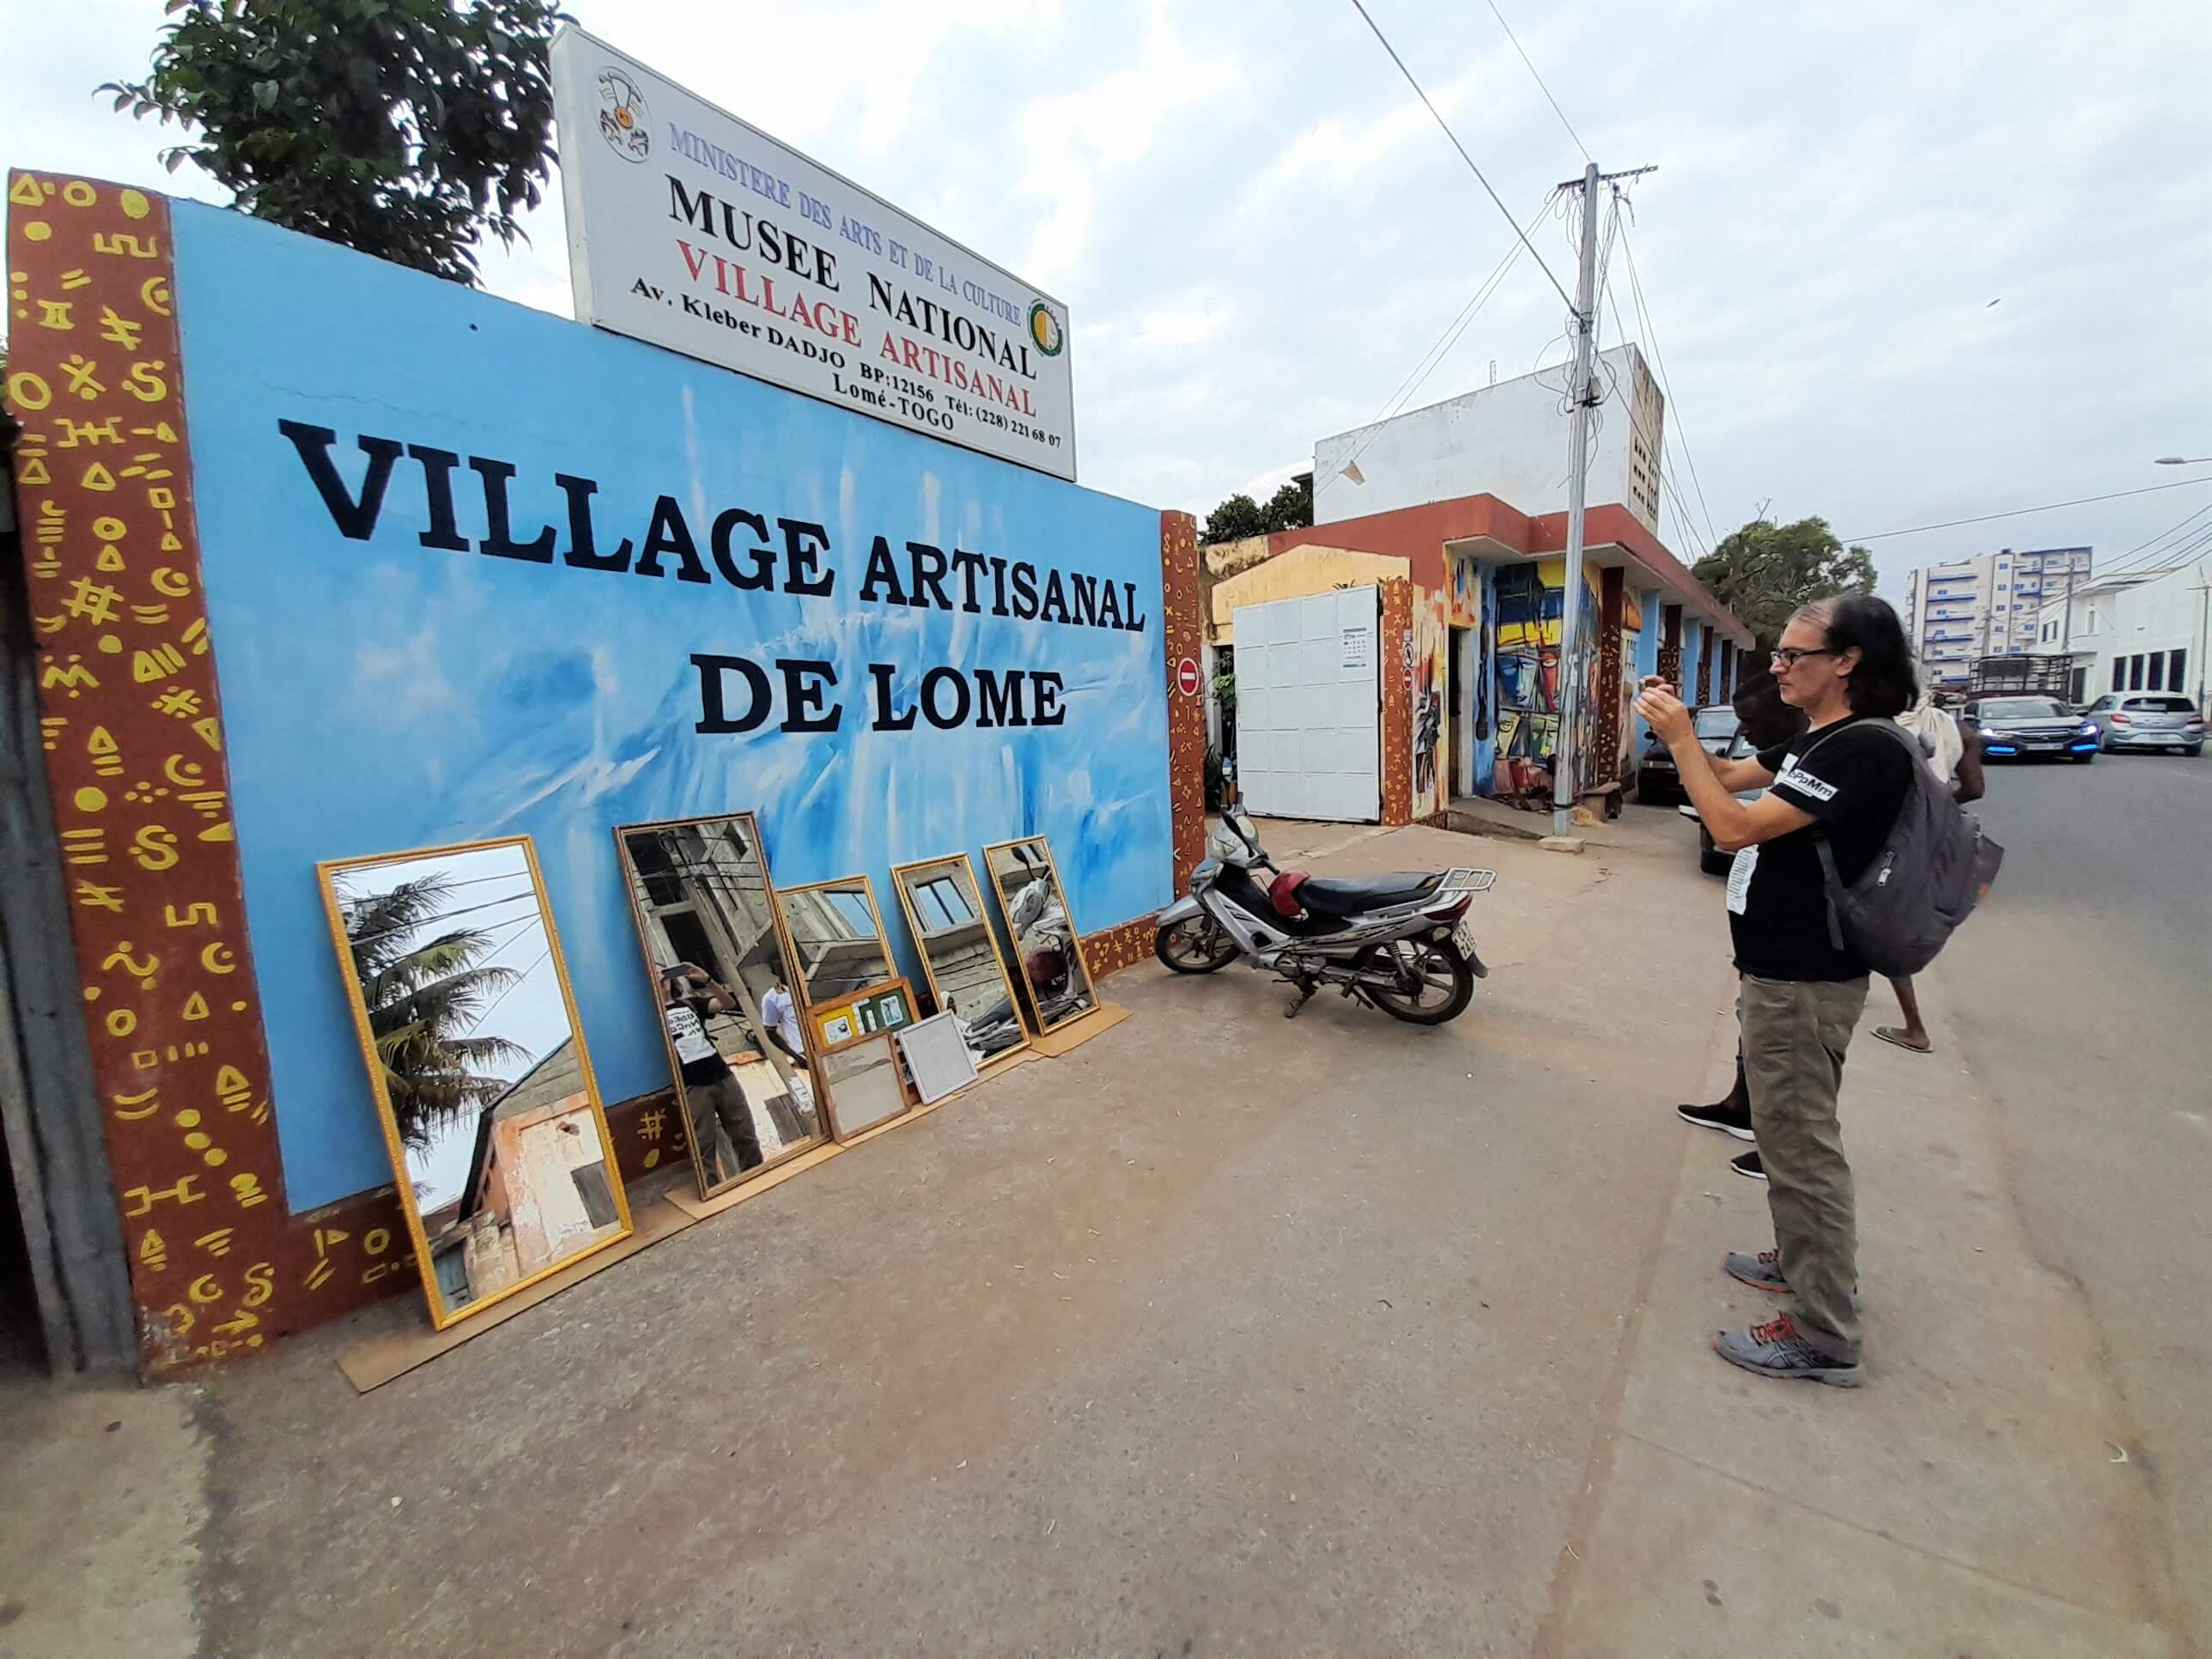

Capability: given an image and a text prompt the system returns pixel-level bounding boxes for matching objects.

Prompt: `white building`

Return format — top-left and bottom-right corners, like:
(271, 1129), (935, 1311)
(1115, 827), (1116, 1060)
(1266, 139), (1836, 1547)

(1312, 344), (1664, 532)
(1902, 546), (2094, 684)
(2031, 559), (2210, 709)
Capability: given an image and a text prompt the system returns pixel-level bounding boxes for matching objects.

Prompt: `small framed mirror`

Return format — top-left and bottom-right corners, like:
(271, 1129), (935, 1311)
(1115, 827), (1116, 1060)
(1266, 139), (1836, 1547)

(773, 876), (896, 1010)
(615, 814), (830, 1199)
(318, 836), (632, 1330)
(890, 853), (1030, 1070)
(982, 836), (1097, 1034)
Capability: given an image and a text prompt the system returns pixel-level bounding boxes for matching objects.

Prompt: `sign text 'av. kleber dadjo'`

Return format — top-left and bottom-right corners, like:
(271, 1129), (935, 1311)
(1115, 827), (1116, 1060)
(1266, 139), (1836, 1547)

(550, 27), (1076, 481)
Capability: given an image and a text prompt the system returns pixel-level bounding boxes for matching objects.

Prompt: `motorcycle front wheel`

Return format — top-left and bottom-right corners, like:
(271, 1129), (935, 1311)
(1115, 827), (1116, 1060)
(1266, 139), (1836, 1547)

(1356, 938), (1474, 1024)
(1155, 915), (1240, 973)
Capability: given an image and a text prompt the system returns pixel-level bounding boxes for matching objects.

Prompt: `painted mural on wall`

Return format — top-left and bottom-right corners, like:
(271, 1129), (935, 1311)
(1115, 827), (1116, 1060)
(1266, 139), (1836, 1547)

(1446, 552), (1480, 629)
(165, 203), (1172, 1213)
(1492, 558), (1597, 783)
(1409, 591), (1449, 817)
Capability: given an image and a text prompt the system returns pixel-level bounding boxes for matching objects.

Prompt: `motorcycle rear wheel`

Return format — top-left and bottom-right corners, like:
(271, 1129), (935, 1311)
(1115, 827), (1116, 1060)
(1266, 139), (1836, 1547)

(1356, 939), (1474, 1024)
(1155, 915), (1240, 973)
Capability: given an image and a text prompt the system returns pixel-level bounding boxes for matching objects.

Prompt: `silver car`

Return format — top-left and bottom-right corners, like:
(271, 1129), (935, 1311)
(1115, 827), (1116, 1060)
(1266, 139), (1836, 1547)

(1676, 729), (1765, 875)
(2080, 692), (2205, 757)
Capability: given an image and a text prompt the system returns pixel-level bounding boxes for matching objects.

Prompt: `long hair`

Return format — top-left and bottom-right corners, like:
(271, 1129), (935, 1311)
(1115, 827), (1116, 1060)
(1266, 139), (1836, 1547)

(1805, 595), (1917, 718)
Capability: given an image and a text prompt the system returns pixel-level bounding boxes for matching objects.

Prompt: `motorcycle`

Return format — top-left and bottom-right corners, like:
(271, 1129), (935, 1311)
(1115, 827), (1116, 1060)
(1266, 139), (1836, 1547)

(1152, 806), (1495, 1024)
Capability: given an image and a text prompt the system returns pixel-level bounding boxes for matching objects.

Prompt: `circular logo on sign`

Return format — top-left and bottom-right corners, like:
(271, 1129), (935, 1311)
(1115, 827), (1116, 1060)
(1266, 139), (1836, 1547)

(1176, 657), (1202, 697)
(596, 69), (652, 163)
(1027, 301), (1065, 358)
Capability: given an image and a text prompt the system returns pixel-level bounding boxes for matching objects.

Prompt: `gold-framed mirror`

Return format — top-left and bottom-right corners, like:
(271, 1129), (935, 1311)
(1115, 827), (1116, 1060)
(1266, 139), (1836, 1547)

(981, 836), (1097, 1034)
(614, 813), (830, 1200)
(772, 875), (896, 1011)
(317, 836), (633, 1331)
(890, 853), (1030, 1070)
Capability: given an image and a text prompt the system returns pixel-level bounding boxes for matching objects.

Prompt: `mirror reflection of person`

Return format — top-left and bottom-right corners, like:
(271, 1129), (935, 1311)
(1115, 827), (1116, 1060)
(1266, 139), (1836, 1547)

(759, 974), (808, 1072)
(661, 964), (763, 1181)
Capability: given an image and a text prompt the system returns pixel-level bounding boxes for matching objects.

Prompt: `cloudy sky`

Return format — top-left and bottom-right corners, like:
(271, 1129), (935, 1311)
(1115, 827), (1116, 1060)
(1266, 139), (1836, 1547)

(9, 0), (2211, 595)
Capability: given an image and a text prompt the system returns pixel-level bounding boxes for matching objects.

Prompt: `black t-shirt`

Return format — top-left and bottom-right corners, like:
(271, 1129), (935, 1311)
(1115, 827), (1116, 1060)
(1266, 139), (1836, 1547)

(664, 994), (734, 1085)
(1727, 715), (1915, 981)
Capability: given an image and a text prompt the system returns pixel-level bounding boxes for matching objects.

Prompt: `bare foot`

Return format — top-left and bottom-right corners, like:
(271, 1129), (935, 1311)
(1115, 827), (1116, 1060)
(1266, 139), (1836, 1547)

(1873, 1025), (1932, 1054)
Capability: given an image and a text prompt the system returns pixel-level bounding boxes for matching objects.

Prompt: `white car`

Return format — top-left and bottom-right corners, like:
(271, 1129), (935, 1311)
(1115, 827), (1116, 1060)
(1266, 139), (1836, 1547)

(1675, 729), (1765, 876)
(2079, 692), (2205, 757)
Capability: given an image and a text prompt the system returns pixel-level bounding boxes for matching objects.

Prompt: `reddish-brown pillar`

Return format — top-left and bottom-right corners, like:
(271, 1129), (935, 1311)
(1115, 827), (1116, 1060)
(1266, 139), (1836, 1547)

(1379, 579), (1413, 826)
(1595, 567), (1626, 786)
(1657, 603), (1683, 691)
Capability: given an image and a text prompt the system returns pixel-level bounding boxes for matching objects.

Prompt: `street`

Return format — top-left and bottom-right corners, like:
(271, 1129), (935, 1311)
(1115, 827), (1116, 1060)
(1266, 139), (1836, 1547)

(0, 787), (2203, 1658)
(1927, 750), (2212, 1647)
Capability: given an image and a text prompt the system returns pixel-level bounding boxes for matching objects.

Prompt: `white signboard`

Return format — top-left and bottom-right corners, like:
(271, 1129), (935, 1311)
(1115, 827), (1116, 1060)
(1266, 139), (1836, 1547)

(550, 27), (1076, 480)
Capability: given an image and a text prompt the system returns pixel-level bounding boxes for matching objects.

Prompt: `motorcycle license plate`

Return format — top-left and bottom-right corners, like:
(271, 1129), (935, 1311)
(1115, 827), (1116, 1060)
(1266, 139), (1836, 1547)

(1451, 920), (1478, 958)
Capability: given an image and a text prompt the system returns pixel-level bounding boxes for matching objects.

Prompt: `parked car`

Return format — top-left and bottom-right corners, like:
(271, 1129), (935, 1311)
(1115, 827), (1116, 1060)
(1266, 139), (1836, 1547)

(2078, 692), (2205, 756)
(1637, 705), (1741, 804)
(1961, 695), (2099, 763)
(1675, 728), (1765, 875)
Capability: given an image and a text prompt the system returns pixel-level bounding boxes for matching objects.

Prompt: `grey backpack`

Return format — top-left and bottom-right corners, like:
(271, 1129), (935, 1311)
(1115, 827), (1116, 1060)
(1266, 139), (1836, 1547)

(1803, 720), (2003, 976)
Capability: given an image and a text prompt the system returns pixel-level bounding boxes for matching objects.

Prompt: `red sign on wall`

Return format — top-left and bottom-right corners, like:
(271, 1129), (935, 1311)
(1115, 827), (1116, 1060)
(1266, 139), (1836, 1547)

(1175, 656), (1202, 697)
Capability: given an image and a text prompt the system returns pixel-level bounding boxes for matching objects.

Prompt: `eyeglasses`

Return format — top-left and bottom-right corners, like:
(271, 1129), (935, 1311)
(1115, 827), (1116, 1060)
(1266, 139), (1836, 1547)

(1770, 647), (1835, 667)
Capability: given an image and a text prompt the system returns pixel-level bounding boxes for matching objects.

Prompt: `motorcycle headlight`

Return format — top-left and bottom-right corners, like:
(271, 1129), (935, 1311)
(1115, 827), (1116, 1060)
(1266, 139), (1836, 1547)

(1207, 829), (1241, 861)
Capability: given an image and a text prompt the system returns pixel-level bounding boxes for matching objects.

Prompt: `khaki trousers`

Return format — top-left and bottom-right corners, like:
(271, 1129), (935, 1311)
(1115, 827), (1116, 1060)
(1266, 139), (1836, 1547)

(1741, 972), (1869, 1362)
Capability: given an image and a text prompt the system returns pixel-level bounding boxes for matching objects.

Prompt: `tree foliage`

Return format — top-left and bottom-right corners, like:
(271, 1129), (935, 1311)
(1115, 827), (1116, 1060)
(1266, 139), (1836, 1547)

(1692, 516), (1877, 647)
(339, 872), (528, 1154)
(102, 0), (568, 286)
(1201, 474), (1314, 545)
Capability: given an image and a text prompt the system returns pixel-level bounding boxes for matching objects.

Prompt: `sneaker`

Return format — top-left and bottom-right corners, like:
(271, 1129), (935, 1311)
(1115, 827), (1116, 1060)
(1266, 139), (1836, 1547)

(1729, 1148), (1766, 1182)
(1713, 1311), (1861, 1387)
(1676, 1098), (1755, 1141)
(1723, 1248), (1789, 1293)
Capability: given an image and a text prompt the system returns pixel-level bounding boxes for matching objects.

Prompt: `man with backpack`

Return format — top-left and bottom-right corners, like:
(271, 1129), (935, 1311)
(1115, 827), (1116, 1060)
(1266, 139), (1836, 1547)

(1636, 595), (1936, 1387)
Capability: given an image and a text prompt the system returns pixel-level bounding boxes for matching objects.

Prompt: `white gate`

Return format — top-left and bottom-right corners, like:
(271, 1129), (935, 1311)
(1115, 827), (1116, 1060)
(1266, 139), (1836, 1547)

(1232, 586), (1381, 823)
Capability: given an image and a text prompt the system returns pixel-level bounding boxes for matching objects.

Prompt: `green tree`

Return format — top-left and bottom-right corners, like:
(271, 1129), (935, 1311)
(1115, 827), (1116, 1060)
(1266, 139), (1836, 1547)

(1261, 475), (1313, 534)
(1202, 492), (1267, 545)
(338, 872), (527, 1153)
(102, 0), (567, 286)
(1692, 516), (1877, 647)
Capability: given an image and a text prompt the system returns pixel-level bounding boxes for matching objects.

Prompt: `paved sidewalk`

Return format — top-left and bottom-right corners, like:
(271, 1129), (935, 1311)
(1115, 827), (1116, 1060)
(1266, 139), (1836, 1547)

(0, 817), (2187, 1656)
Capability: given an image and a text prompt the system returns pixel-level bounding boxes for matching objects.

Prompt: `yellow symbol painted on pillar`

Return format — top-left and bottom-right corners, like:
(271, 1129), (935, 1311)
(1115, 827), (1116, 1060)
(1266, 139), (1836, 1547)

(166, 902), (218, 928)
(130, 825), (179, 870)
(120, 189), (151, 220)
(138, 1229), (167, 1271)
(123, 1175), (204, 1215)
(101, 942), (160, 988)
(242, 1263), (274, 1308)
(187, 1273), (224, 1305)
(201, 943), (236, 975)
(74, 785), (107, 812)
(228, 1173), (267, 1208)
(150, 567), (191, 598)
(104, 1007), (137, 1038)
(181, 992), (210, 1022)
(194, 1228), (234, 1258)
(112, 1086), (160, 1121)
(88, 725), (123, 775)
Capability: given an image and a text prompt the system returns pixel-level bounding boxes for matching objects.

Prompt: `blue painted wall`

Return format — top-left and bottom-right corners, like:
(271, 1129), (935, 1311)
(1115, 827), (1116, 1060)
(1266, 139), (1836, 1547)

(1680, 621), (1704, 707)
(173, 205), (1171, 1211)
(1629, 586), (1662, 750)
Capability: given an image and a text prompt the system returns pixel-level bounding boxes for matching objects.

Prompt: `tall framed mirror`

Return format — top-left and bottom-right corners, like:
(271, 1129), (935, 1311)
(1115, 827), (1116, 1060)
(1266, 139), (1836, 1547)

(615, 814), (830, 1200)
(981, 836), (1098, 1034)
(772, 876), (896, 1010)
(890, 854), (1030, 1070)
(318, 836), (632, 1331)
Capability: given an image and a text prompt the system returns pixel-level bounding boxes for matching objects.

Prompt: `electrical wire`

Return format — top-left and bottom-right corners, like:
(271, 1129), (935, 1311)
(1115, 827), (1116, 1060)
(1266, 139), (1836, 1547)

(1482, 0), (1589, 163)
(462, 943), (554, 1037)
(2085, 500), (2212, 580)
(1346, 0), (1577, 313)
(1615, 214), (1721, 556)
(1335, 196), (1552, 480)
(1841, 477), (2212, 544)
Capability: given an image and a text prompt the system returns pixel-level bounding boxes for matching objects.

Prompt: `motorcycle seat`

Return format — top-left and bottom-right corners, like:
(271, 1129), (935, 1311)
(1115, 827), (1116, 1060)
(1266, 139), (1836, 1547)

(1294, 872), (1444, 915)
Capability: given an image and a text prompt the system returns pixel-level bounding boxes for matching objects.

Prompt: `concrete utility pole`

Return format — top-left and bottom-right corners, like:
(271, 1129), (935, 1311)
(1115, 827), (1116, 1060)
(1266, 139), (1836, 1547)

(1550, 161), (1655, 843)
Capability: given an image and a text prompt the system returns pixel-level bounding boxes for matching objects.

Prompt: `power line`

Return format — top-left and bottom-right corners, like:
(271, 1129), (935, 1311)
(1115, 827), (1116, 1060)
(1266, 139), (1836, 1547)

(1347, 0), (1577, 313)
(1841, 477), (2212, 544)
(463, 943), (555, 1037)
(1616, 215), (1721, 556)
(1337, 196), (1551, 480)
(1482, 0), (1589, 163)
(2088, 500), (2212, 580)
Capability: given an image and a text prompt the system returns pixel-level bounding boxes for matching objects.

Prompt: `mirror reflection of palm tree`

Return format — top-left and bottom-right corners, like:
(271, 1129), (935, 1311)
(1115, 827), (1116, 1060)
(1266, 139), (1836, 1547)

(339, 873), (529, 1154)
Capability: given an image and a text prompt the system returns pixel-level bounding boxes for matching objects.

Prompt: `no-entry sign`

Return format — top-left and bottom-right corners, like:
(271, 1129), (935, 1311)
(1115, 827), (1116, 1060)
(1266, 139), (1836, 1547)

(1176, 656), (1202, 697)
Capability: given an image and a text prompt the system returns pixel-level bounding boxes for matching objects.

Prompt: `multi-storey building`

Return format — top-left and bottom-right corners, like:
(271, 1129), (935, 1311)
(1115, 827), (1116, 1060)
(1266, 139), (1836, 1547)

(1901, 546), (2094, 685)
